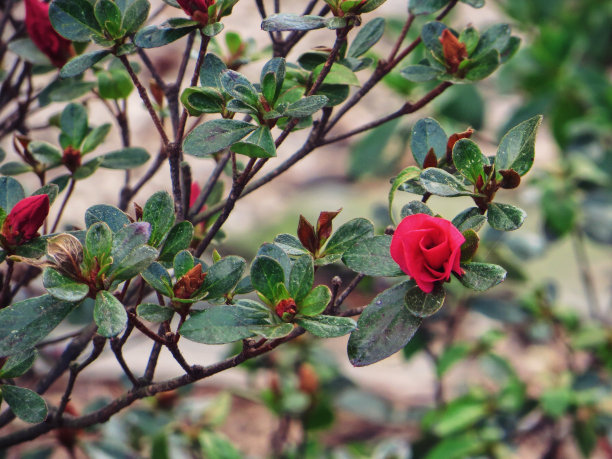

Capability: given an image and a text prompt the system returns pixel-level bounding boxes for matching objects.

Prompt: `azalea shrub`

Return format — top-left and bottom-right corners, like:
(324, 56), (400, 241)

(0, 0), (546, 454)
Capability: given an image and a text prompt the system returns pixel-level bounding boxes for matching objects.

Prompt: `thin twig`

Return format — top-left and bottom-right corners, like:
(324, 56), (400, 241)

(51, 179), (76, 233)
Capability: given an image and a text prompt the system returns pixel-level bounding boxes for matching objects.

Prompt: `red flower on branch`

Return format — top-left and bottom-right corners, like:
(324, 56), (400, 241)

(390, 214), (464, 293)
(176, 0), (215, 24)
(24, 0), (74, 68)
(1, 194), (50, 247)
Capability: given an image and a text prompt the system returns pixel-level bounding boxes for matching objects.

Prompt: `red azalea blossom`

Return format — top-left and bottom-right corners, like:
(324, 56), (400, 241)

(390, 214), (464, 293)
(1, 194), (50, 247)
(24, 0), (73, 68)
(189, 182), (203, 212)
(275, 298), (297, 320)
(176, 0), (215, 23)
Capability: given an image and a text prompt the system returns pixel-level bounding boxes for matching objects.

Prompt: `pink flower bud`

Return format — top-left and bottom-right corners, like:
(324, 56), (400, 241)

(24, 0), (74, 68)
(176, 0), (215, 23)
(1, 195), (50, 247)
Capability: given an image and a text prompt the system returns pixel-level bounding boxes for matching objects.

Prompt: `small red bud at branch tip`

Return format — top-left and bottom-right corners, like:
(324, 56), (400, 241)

(1, 195), (49, 247)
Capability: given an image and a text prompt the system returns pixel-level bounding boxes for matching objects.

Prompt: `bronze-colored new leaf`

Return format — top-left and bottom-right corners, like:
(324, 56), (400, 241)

(439, 29), (468, 74)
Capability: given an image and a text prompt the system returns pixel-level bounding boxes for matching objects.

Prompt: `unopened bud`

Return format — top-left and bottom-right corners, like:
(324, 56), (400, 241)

(0, 195), (49, 248)
(439, 29), (468, 74)
(275, 298), (297, 322)
(173, 264), (207, 300)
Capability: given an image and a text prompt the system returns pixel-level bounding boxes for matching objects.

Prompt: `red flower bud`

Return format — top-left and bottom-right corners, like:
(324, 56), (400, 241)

(176, 0), (215, 23)
(189, 182), (203, 212)
(62, 146), (81, 173)
(24, 0), (74, 68)
(1, 195), (49, 247)
(275, 298), (297, 321)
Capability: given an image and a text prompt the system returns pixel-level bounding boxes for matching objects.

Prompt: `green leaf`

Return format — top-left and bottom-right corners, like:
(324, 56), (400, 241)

(400, 64), (442, 82)
(296, 315), (356, 338)
(343, 235), (404, 277)
(452, 138), (487, 183)
(0, 385), (47, 423)
(288, 255), (314, 303)
(141, 262), (173, 297)
(0, 350), (37, 378)
(220, 70), (259, 106)
(487, 202), (526, 231)
(202, 22), (224, 37)
(85, 204), (130, 232)
(31, 184), (59, 207)
(458, 262), (506, 291)
(121, 0), (150, 33)
(7, 38), (51, 66)
(73, 157), (103, 180)
(284, 95), (328, 118)
(99, 147), (149, 169)
(495, 115), (542, 176)
(94, 291), (127, 337)
(198, 256), (246, 299)
(85, 221), (113, 260)
(60, 50), (109, 78)
(133, 23), (196, 48)
(312, 63), (360, 86)
(37, 77), (95, 106)
(250, 256), (285, 302)
(181, 87), (224, 115)
(249, 323), (294, 339)
(389, 166), (421, 223)
(43, 268), (89, 302)
(28, 141), (62, 165)
(410, 117), (447, 165)
(348, 17), (385, 58)
(81, 123), (112, 154)
(0, 162), (33, 176)
(473, 23), (511, 58)
(452, 207), (486, 232)
(404, 284), (445, 317)
(256, 243), (291, 281)
(298, 285), (331, 317)
(459, 0), (483, 7)
(108, 222), (151, 273)
(261, 13), (327, 32)
(49, 0), (103, 41)
(359, 0), (387, 13)
(0, 177), (25, 212)
(97, 68), (134, 99)
(183, 119), (257, 157)
(419, 168), (473, 197)
(110, 244), (157, 281)
(180, 301), (269, 344)
(173, 250), (195, 279)
(94, 0), (122, 36)
(408, 0), (451, 15)
(200, 53), (227, 91)
(324, 218), (375, 255)
(274, 234), (308, 256)
(0, 295), (78, 357)
(421, 21), (447, 61)
(231, 126), (276, 159)
(158, 221), (194, 263)
(60, 103), (88, 149)
(463, 49), (500, 81)
(400, 200), (433, 218)
(433, 396), (488, 436)
(137, 303), (174, 323)
(347, 280), (421, 366)
(143, 191), (175, 247)
(260, 57), (286, 104)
